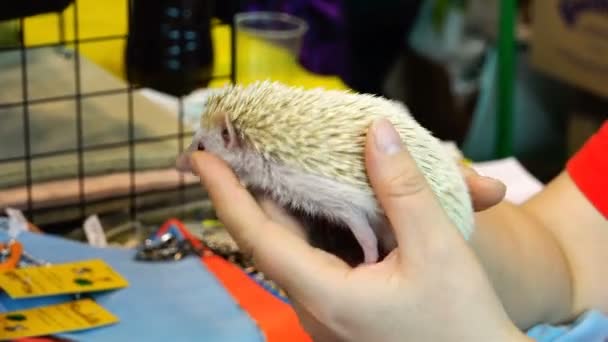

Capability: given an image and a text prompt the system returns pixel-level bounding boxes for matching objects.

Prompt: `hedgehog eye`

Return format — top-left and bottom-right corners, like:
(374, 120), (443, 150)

(197, 141), (205, 151)
(221, 128), (230, 145)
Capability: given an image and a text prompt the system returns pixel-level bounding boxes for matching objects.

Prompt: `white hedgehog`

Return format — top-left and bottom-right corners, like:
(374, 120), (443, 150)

(177, 81), (474, 264)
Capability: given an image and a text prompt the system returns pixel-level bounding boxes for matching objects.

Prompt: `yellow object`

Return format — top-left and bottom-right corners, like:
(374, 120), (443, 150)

(0, 298), (118, 340)
(22, 0), (348, 91)
(202, 219), (223, 228)
(234, 30), (345, 88)
(460, 158), (473, 167)
(0, 259), (129, 299)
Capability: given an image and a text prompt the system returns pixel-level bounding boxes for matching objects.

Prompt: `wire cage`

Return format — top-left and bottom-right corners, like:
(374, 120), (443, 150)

(0, 1), (235, 238)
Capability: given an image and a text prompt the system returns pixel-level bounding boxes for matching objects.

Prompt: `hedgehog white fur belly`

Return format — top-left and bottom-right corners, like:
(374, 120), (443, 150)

(178, 81), (474, 265)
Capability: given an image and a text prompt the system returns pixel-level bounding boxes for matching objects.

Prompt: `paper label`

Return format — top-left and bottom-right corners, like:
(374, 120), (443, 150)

(0, 298), (118, 340)
(83, 215), (107, 248)
(472, 158), (544, 205)
(5, 207), (29, 238)
(5, 208), (27, 226)
(0, 259), (128, 299)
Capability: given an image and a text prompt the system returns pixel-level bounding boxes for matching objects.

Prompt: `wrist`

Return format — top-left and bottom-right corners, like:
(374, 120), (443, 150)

(503, 322), (535, 342)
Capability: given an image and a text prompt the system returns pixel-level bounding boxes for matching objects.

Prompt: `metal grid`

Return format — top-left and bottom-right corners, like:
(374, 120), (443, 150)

(0, 1), (236, 227)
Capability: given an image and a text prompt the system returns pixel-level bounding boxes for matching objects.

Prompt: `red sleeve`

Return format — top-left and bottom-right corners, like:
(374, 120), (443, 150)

(566, 120), (608, 219)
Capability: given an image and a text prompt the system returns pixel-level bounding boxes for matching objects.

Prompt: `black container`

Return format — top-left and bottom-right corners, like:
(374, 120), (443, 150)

(125, 0), (214, 96)
(0, 0), (73, 21)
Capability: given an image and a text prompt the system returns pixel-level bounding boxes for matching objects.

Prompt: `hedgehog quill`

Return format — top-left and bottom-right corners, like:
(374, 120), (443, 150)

(176, 81), (474, 265)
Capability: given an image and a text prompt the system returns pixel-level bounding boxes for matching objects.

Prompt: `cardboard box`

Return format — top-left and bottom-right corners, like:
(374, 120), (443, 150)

(531, 1), (608, 99)
(567, 112), (604, 155)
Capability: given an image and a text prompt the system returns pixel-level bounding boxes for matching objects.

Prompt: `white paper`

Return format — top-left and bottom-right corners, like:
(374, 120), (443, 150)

(83, 215), (108, 248)
(5, 207), (29, 237)
(471, 157), (544, 205)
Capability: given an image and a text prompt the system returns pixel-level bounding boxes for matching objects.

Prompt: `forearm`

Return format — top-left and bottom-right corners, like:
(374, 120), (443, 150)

(522, 171), (608, 317)
(470, 200), (575, 330)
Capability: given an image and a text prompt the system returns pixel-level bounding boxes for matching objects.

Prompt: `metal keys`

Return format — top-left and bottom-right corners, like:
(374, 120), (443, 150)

(134, 227), (204, 262)
(0, 239), (49, 270)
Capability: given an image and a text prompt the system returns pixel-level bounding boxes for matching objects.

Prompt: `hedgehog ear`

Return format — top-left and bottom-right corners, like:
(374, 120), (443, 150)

(221, 113), (239, 149)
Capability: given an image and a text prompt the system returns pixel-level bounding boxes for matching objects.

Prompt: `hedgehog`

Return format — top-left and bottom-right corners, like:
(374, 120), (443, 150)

(176, 80), (474, 265)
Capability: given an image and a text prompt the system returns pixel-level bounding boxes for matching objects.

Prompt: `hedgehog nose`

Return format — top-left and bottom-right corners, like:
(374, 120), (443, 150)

(197, 142), (205, 151)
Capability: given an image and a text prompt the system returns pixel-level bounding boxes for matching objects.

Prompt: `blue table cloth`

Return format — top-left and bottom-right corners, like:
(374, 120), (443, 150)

(0, 227), (263, 342)
(2, 221), (608, 341)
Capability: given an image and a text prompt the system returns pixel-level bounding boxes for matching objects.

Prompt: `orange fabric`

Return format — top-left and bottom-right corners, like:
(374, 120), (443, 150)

(204, 255), (312, 342)
(158, 219), (312, 342)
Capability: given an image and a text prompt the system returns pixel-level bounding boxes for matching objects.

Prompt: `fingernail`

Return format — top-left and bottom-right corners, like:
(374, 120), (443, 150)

(482, 175), (503, 185)
(478, 175), (504, 189)
(373, 118), (403, 155)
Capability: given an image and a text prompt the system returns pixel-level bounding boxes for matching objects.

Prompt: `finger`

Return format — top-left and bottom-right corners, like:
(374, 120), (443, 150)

(459, 164), (506, 211)
(364, 118), (460, 258)
(256, 196), (308, 241)
(191, 151), (350, 303)
(175, 134), (200, 173)
(175, 151), (194, 173)
(291, 299), (345, 342)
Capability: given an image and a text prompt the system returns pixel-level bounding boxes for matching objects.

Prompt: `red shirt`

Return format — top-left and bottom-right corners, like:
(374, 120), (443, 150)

(566, 120), (608, 219)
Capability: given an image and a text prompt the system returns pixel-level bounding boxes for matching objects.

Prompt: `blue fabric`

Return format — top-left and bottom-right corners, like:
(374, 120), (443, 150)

(528, 310), (608, 341)
(0, 228), (263, 342)
(4, 222), (608, 341)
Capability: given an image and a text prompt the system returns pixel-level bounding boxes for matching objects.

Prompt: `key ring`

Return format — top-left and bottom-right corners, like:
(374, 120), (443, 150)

(0, 239), (23, 271)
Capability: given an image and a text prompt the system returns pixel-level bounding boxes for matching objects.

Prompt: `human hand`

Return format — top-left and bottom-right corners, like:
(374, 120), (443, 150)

(459, 160), (506, 212)
(191, 118), (528, 342)
(253, 137), (507, 267)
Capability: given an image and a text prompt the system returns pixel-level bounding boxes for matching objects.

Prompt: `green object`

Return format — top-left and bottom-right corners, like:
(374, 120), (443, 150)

(6, 314), (27, 321)
(431, 0), (467, 32)
(74, 278), (94, 286)
(497, 0), (517, 157)
(0, 20), (20, 47)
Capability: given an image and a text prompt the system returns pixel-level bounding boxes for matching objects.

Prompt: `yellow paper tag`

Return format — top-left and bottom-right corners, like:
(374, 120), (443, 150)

(0, 259), (129, 299)
(0, 298), (118, 340)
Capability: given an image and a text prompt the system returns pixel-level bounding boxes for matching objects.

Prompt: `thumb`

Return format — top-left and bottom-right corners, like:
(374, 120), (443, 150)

(365, 118), (460, 259)
(459, 163), (506, 211)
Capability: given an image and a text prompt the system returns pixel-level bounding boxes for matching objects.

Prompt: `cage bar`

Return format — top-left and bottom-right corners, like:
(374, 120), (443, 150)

(1, 0), (236, 229)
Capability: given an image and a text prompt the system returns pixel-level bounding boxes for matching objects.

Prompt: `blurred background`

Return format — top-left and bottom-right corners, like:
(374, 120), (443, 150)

(0, 0), (606, 238)
(1, 2), (606, 340)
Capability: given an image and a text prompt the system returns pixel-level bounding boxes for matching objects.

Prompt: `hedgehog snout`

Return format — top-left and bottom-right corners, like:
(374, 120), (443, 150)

(197, 141), (205, 151)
